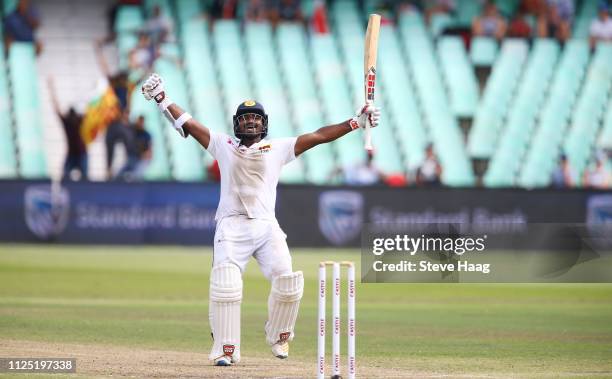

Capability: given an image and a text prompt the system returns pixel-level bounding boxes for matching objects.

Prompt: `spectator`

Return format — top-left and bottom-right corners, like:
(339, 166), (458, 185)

(583, 152), (610, 189)
(116, 116), (152, 181)
(48, 78), (87, 181)
(100, 1), (143, 45)
(472, 1), (507, 40)
(143, 5), (173, 46)
(522, 0), (546, 15)
(245, 0), (268, 23)
(331, 150), (383, 186)
(538, 0), (574, 42)
(105, 110), (131, 179)
(374, 0), (396, 26)
(508, 7), (533, 38)
(417, 144), (443, 186)
(551, 154), (574, 188)
(209, 0), (238, 19)
(3, 0), (42, 55)
(425, 0), (456, 24)
(95, 41), (140, 112)
(311, 0), (330, 34)
(589, 2), (612, 48)
(269, 0), (304, 26)
(207, 160), (221, 182)
(128, 33), (158, 73)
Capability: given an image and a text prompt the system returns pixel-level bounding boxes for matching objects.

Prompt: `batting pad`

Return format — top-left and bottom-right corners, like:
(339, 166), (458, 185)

(209, 263), (243, 362)
(265, 271), (304, 345)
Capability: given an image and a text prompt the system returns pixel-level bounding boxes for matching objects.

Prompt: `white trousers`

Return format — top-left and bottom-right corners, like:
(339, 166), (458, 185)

(213, 215), (293, 280)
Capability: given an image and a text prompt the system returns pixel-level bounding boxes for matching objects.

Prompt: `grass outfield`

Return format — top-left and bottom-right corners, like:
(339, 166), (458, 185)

(0, 245), (611, 378)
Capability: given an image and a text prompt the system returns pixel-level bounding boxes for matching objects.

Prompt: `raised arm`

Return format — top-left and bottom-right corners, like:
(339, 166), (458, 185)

(294, 104), (380, 156)
(94, 40), (111, 78)
(47, 77), (62, 117)
(141, 73), (211, 148)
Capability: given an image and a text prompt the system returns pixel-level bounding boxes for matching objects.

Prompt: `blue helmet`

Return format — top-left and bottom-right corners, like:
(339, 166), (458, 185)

(233, 100), (268, 139)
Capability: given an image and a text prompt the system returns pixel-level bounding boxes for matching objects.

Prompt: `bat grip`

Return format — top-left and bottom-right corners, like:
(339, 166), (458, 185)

(364, 120), (373, 151)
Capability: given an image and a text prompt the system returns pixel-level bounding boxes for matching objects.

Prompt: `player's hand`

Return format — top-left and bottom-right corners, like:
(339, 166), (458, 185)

(350, 103), (381, 130)
(141, 73), (165, 103)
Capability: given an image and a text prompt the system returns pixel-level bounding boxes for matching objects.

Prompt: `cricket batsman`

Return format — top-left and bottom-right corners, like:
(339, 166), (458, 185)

(142, 73), (380, 366)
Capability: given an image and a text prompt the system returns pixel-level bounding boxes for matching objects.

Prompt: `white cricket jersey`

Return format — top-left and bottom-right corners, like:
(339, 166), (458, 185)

(206, 131), (297, 221)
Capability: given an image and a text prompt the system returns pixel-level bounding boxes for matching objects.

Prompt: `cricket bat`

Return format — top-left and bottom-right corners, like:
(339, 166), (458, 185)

(363, 13), (380, 151)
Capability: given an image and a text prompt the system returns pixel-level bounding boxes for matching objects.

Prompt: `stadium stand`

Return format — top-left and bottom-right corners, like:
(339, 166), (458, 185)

(518, 40), (599, 187)
(243, 22), (304, 183)
(399, 12), (474, 186)
(276, 23), (334, 183)
(485, 39), (561, 187)
(438, 36), (479, 118)
(562, 43), (612, 184)
(0, 40), (18, 177)
(468, 39), (528, 159)
(470, 37), (498, 67)
(0, 0), (607, 187)
(9, 42), (46, 178)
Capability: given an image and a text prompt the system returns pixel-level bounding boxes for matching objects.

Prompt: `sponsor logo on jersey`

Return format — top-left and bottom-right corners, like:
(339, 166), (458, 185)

(24, 184), (70, 240)
(319, 191), (364, 245)
(258, 144), (271, 153)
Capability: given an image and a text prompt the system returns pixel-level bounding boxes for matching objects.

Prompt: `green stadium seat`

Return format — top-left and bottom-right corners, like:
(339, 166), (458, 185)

(176, 0), (201, 22)
(276, 23), (335, 183)
(455, 0), (481, 27)
(144, 0), (172, 16)
(244, 22), (303, 183)
(430, 13), (454, 37)
(597, 101), (612, 149)
(438, 36), (479, 117)
(9, 43), (46, 178)
(179, 19), (227, 134)
(154, 59), (204, 181)
(518, 37), (606, 187)
(115, 6), (143, 33)
(3, 0), (17, 14)
(213, 20), (254, 116)
(495, 0), (519, 18)
(0, 41), (17, 177)
(311, 34), (358, 168)
(470, 37), (498, 66)
(398, 13), (475, 185)
(129, 89), (171, 180)
(468, 39), (528, 159)
(573, 0), (599, 38)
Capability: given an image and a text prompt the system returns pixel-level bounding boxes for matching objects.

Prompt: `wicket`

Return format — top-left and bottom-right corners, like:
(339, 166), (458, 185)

(318, 261), (356, 379)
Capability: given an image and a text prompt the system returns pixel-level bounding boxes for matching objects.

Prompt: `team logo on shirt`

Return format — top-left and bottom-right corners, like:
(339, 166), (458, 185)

(319, 191), (364, 245)
(258, 144), (271, 153)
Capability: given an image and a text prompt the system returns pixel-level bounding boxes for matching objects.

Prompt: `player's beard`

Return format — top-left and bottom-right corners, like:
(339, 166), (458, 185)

(237, 123), (262, 144)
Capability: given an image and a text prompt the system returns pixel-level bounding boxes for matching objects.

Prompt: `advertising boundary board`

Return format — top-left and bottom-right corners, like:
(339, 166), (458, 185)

(0, 180), (610, 247)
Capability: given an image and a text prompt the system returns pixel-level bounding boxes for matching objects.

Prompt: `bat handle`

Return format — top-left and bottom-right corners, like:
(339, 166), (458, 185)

(364, 120), (373, 151)
(364, 100), (373, 151)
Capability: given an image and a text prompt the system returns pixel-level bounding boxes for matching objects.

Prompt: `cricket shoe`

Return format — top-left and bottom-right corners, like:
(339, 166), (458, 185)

(213, 355), (233, 366)
(271, 340), (289, 359)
